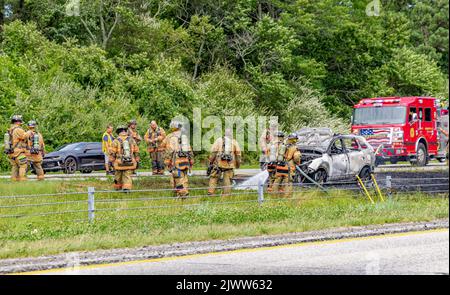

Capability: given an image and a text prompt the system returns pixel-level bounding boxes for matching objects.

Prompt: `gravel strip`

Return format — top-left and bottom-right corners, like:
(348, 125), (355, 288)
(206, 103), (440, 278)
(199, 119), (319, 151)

(1, 219), (448, 274)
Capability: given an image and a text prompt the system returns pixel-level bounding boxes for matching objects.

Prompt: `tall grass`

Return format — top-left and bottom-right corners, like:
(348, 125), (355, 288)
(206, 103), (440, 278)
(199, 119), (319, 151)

(0, 178), (447, 259)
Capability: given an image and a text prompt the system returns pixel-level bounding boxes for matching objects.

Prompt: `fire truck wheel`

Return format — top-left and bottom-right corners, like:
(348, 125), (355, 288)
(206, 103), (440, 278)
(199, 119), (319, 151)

(390, 158), (398, 165)
(374, 157), (384, 167)
(413, 143), (428, 167)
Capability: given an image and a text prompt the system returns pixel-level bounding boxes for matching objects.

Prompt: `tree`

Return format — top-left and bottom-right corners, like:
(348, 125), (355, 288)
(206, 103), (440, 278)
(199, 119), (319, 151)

(77, 0), (122, 49)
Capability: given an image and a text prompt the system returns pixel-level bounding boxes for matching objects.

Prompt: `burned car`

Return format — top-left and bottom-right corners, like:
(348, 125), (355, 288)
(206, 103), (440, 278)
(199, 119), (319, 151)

(295, 128), (375, 183)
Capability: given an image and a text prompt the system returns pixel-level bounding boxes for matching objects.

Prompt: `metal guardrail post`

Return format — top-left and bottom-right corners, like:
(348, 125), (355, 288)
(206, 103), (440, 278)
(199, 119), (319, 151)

(88, 187), (95, 222)
(258, 178), (264, 205)
(386, 176), (392, 200)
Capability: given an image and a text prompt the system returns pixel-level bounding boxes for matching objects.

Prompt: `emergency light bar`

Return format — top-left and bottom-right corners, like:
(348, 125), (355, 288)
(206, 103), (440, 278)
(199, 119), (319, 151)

(361, 98), (401, 104)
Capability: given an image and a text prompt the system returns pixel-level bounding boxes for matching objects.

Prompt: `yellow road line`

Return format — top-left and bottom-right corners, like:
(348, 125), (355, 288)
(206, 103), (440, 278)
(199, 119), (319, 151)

(12, 228), (449, 275)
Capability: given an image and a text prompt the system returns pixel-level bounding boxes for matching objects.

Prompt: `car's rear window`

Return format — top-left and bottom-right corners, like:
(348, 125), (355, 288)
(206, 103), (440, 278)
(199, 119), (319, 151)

(55, 143), (81, 152)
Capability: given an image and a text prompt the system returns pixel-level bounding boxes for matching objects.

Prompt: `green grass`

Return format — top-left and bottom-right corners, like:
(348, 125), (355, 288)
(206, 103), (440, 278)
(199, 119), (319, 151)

(0, 178), (448, 259)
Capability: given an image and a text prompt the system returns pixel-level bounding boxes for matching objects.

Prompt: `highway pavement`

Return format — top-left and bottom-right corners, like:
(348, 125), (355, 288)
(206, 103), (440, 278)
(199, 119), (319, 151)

(31, 229), (449, 275)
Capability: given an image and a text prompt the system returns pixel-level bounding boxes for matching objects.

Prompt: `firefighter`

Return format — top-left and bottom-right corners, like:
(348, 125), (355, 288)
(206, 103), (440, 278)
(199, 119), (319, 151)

(127, 119), (142, 144)
(162, 121), (194, 198)
(25, 120), (46, 180)
(272, 132), (301, 197)
(258, 122), (279, 170)
(102, 124), (115, 175)
(128, 119), (142, 174)
(109, 125), (140, 191)
(144, 121), (166, 175)
(266, 131), (285, 192)
(207, 129), (242, 196)
(258, 129), (272, 170)
(4, 115), (28, 181)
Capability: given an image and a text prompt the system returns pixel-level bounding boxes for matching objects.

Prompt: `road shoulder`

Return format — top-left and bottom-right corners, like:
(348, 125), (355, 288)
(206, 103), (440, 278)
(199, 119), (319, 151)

(1, 218), (448, 274)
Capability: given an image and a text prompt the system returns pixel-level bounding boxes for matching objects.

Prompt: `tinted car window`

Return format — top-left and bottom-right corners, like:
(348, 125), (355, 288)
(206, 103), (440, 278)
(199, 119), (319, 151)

(55, 143), (81, 152)
(85, 143), (99, 150)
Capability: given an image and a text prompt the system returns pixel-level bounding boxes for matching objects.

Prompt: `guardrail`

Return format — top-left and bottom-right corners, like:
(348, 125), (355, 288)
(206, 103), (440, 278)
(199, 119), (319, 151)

(0, 175), (448, 223)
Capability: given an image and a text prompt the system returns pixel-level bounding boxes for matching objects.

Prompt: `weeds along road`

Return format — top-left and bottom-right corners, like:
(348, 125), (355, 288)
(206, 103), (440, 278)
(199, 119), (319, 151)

(28, 229), (448, 275)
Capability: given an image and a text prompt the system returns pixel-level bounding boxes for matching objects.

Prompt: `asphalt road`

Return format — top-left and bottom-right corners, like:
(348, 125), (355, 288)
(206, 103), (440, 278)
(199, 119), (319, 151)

(34, 229), (449, 275)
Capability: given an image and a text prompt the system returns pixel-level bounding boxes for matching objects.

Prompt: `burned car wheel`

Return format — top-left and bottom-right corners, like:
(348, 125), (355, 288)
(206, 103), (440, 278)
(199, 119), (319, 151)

(313, 169), (327, 184)
(358, 166), (371, 182)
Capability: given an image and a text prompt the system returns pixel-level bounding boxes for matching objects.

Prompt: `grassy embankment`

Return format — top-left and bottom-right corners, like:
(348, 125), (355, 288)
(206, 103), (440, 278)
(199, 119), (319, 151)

(0, 177), (448, 259)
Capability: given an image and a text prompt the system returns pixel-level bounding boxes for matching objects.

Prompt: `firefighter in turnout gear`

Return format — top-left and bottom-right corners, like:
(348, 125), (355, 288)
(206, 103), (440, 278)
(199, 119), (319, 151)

(258, 122), (279, 170)
(272, 132), (301, 196)
(258, 129), (272, 170)
(4, 115), (28, 181)
(162, 121), (194, 198)
(128, 119), (142, 174)
(25, 120), (46, 180)
(110, 125), (140, 191)
(144, 121), (166, 175)
(207, 129), (242, 196)
(266, 131), (285, 192)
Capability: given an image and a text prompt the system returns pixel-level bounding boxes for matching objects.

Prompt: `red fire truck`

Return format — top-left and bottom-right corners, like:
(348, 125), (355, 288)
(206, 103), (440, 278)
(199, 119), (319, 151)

(351, 97), (449, 166)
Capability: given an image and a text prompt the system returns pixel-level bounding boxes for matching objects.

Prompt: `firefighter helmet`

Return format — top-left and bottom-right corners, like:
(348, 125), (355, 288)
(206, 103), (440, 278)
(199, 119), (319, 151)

(11, 114), (23, 123)
(116, 125), (128, 134)
(27, 120), (37, 127)
(287, 132), (298, 141)
(169, 120), (182, 131)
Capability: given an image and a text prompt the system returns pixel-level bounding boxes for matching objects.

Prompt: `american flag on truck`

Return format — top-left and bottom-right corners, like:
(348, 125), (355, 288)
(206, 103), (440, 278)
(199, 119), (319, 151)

(360, 128), (391, 147)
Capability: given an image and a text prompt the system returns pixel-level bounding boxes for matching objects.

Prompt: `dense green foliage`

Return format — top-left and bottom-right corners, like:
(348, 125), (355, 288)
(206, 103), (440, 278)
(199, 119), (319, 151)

(0, 0), (448, 169)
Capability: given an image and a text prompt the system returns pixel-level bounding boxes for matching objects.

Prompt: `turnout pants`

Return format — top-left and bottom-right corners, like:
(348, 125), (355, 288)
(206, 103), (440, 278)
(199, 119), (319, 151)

(267, 170), (277, 192)
(170, 169), (189, 197)
(9, 156), (27, 181)
(114, 169), (133, 190)
(208, 168), (234, 196)
(272, 174), (294, 197)
(31, 161), (44, 180)
(150, 150), (164, 173)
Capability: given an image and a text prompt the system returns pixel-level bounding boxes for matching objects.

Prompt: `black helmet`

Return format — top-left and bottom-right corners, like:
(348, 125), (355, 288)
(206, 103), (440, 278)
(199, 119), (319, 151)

(116, 124), (128, 134)
(11, 114), (23, 123)
(27, 120), (37, 127)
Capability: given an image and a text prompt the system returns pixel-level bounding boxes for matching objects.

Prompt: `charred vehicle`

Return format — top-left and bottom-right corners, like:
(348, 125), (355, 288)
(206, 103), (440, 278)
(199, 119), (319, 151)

(295, 128), (375, 184)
